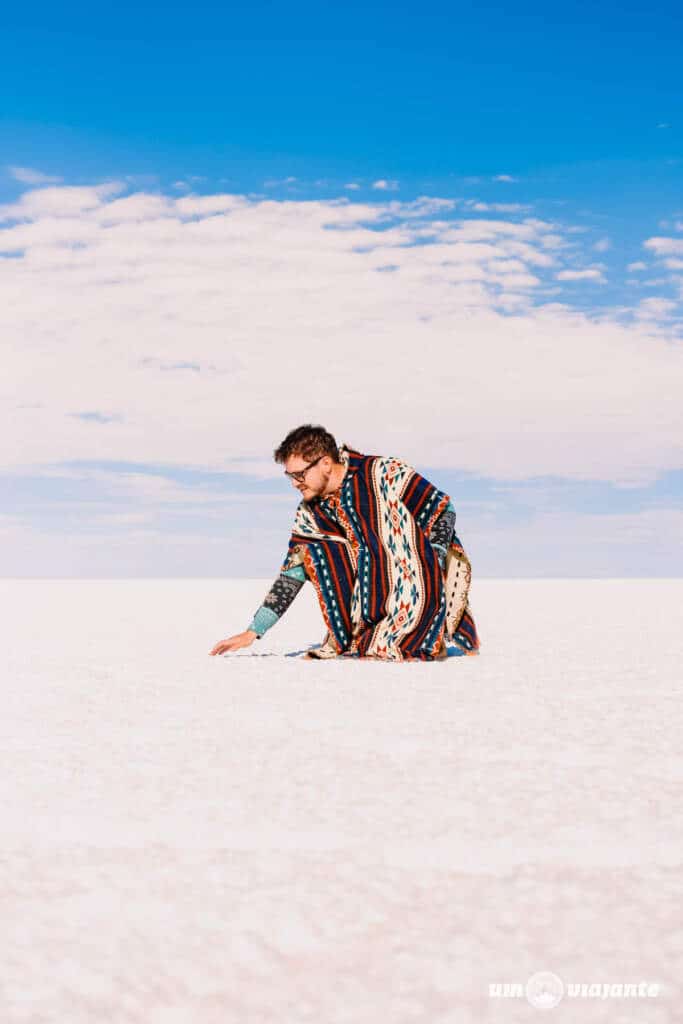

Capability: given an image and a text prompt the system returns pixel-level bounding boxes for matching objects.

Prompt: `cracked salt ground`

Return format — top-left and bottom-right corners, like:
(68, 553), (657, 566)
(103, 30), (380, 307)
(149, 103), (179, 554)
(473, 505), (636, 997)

(0, 578), (681, 1023)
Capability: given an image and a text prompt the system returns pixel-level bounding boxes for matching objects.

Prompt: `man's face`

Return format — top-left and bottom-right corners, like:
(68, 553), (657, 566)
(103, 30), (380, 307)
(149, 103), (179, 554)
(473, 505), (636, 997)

(284, 452), (333, 500)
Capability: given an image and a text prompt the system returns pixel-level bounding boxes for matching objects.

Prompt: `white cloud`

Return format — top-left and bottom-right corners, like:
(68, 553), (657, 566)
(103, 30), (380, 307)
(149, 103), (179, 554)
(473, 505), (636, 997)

(627, 261), (647, 272)
(344, 183), (361, 190)
(371, 179), (399, 191)
(593, 237), (611, 252)
(435, 218), (561, 247)
(645, 236), (683, 257)
(643, 231), (683, 300)
(374, 196), (457, 218)
(643, 276), (675, 287)
(464, 201), (529, 213)
(493, 174), (517, 183)
(5, 165), (63, 185)
(635, 297), (678, 320)
(63, 467), (289, 504)
(555, 268), (606, 282)
(174, 194), (250, 217)
(2, 181), (682, 488)
(0, 182), (125, 222)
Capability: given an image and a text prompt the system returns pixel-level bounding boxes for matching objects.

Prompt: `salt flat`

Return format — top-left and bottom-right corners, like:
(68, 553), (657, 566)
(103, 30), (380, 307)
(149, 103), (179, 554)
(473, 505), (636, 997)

(1, 578), (681, 1023)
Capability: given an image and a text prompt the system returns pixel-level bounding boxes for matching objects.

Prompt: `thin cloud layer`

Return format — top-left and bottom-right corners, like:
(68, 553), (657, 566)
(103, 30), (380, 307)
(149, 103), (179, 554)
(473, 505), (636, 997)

(2, 181), (683, 486)
(644, 225), (683, 302)
(6, 165), (64, 185)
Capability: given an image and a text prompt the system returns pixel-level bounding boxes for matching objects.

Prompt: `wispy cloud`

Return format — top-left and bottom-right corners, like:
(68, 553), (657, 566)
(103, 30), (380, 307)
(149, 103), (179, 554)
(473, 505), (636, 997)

(643, 228), (683, 300)
(634, 297), (677, 320)
(644, 236), (683, 257)
(371, 179), (399, 191)
(4, 468), (682, 576)
(70, 411), (124, 424)
(263, 176), (298, 188)
(555, 267), (607, 282)
(5, 165), (63, 185)
(464, 200), (530, 213)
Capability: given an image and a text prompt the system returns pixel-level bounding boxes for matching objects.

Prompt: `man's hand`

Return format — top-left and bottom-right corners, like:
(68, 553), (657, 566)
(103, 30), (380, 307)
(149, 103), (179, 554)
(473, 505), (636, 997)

(209, 630), (258, 655)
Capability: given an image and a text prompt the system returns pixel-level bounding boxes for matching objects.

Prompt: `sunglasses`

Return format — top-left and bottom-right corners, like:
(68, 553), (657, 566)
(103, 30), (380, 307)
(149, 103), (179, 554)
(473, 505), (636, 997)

(284, 454), (326, 483)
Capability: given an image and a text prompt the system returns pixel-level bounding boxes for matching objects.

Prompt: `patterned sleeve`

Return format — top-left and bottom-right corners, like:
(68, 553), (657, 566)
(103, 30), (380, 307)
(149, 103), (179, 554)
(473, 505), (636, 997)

(246, 542), (308, 639)
(426, 502), (457, 570)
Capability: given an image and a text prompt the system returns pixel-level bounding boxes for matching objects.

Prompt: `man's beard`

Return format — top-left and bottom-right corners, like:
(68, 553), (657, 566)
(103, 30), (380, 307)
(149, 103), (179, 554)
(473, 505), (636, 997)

(308, 468), (331, 501)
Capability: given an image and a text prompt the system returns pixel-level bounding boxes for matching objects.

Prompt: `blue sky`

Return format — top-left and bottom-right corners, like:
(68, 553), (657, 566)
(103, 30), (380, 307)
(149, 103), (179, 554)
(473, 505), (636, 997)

(1, 0), (682, 577)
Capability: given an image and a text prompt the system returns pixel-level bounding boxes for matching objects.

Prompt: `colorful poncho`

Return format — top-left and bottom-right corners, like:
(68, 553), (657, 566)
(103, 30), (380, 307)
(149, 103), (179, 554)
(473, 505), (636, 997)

(279, 444), (480, 661)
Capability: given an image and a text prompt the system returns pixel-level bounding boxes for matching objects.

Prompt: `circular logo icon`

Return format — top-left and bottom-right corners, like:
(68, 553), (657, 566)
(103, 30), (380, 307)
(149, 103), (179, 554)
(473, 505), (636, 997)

(525, 971), (565, 1010)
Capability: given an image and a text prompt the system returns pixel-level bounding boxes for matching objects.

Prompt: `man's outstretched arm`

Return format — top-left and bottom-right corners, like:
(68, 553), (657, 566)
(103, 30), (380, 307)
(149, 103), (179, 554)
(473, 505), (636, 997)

(209, 563), (307, 655)
(248, 502), (454, 630)
(246, 564), (307, 638)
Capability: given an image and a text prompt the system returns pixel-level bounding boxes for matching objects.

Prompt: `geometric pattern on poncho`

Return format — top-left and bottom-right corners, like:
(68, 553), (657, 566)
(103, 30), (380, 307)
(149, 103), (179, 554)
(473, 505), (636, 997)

(280, 443), (480, 662)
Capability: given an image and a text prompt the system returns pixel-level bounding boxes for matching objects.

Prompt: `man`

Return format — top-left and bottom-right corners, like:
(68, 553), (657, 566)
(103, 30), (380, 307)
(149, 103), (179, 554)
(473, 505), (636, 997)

(209, 424), (480, 661)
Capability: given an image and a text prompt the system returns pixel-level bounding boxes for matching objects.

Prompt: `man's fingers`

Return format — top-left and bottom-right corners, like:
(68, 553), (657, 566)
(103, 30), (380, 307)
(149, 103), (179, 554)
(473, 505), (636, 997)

(210, 633), (255, 655)
(210, 640), (239, 655)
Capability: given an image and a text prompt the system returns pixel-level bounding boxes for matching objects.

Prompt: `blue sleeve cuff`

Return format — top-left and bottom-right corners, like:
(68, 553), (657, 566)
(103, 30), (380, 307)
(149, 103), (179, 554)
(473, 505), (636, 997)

(247, 605), (279, 638)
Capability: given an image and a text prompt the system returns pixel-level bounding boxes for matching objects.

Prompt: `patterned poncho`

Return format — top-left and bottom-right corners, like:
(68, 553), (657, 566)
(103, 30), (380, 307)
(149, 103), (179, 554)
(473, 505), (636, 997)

(279, 444), (480, 661)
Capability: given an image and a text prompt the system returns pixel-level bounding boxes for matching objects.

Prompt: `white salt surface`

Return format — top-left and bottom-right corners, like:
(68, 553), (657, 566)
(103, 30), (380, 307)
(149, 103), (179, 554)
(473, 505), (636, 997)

(1, 578), (681, 1023)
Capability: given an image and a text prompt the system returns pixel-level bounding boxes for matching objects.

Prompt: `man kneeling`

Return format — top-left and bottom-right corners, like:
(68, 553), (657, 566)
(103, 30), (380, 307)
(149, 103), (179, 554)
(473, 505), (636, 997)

(210, 424), (480, 662)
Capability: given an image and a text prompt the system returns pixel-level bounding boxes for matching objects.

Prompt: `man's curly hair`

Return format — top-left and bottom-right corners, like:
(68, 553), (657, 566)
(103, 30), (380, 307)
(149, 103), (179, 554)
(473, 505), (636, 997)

(273, 424), (340, 465)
